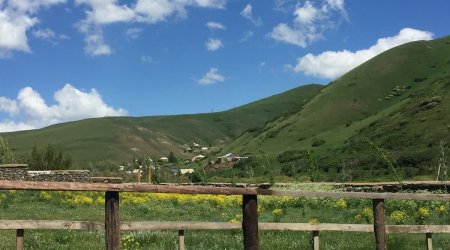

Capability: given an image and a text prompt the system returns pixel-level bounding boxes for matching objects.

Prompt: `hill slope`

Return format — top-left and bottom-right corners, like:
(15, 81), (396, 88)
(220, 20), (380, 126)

(2, 84), (322, 165)
(222, 35), (450, 181)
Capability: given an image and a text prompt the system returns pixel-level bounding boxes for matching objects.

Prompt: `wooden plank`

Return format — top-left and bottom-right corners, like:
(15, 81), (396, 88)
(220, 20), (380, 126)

(178, 230), (185, 250)
(0, 220), (103, 230)
(1, 220), (450, 233)
(426, 233), (432, 250)
(243, 195), (259, 250)
(105, 191), (120, 250)
(0, 180), (257, 195)
(1, 180), (449, 200)
(259, 223), (373, 232)
(257, 189), (450, 201)
(312, 230), (319, 250)
(16, 229), (24, 250)
(386, 225), (450, 234)
(120, 221), (241, 231)
(373, 199), (387, 250)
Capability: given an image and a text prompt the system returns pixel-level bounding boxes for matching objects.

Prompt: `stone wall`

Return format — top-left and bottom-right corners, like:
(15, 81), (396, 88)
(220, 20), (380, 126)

(27, 170), (92, 182)
(0, 164), (28, 181)
(90, 177), (123, 184)
(0, 164), (122, 183)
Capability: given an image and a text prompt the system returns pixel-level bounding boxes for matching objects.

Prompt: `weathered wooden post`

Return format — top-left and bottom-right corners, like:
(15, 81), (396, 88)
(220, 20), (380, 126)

(242, 194), (259, 250)
(312, 230), (319, 250)
(373, 199), (386, 250)
(16, 229), (24, 250)
(105, 191), (120, 250)
(178, 230), (185, 250)
(426, 233), (432, 250)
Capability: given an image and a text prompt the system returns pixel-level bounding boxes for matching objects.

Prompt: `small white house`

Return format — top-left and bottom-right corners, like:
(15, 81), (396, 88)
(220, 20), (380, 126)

(193, 143), (200, 147)
(159, 157), (169, 162)
(201, 147), (208, 151)
(191, 155), (205, 162)
(180, 169), (195, 175)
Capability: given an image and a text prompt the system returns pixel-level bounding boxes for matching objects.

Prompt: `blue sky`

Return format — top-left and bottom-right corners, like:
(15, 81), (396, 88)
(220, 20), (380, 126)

(0, 0), (449, 132)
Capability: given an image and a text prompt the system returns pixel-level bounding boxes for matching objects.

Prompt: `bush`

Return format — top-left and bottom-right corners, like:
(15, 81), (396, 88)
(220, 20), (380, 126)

(311, 138), (326, 147)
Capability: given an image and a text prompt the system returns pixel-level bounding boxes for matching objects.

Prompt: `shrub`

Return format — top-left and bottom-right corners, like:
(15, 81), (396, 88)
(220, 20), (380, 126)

(311, 138), (326, 147)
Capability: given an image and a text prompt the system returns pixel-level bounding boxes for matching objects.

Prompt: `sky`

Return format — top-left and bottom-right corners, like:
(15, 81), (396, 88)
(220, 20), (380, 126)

(0, 0), (449, 132)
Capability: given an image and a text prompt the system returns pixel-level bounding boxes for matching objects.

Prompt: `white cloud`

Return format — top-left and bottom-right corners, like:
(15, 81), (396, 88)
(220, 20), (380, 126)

(76, 0), (227, 56)
(198, 67), (225, 85)
(240, 4), (261, 26)
(205, 38), (223, 51)
(206, 21), (225, 30)
(269, 0), (347, 47)
(195, 0), (226, 9)
(32, 28), (69, 44)
(0, 84), (127, 132)
(0, 97), (19, 115)
(0, 0), (65, 58)
(75, 0), (135, 25)
(291, 28), (434, 79)
(0, 10), (37, 57)
(84, 31), (112, 56)
(125, 27), (142, 39)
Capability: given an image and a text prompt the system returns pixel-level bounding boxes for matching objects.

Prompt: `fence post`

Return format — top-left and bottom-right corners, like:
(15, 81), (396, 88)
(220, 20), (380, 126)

(178, 230), (185, 250)
(16, 229), (24, 250)
(242, 194), (259, 250)
(373, 199), (386, 250)
(426, 233), (432, 250)
(311, 230), (320, 250)
(312, 230), (319, 250)
(105, 191), (120, 250)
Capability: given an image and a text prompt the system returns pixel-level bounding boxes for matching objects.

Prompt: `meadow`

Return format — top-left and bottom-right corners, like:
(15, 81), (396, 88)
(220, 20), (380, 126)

(0, 184), (449, 249)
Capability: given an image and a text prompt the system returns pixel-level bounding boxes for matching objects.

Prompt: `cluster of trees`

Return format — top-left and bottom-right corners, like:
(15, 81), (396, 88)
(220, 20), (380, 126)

(1, 136), (73, 170)
(28, 144), (72, 170)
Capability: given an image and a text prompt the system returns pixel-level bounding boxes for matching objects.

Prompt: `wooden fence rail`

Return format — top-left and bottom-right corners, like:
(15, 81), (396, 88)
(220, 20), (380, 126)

(0, 180), (449, 250)
(2, 220), (450, 250)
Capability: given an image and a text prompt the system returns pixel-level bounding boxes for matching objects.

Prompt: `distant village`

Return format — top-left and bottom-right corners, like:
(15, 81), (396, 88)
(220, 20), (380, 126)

(119, 142), (248, 182)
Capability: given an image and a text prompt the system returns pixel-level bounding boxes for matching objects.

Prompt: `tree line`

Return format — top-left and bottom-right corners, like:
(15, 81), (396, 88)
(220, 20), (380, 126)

(0, 136), (72, 170)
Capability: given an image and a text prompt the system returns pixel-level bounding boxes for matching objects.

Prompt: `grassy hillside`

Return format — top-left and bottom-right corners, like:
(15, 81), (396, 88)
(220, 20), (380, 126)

(221, 35), (450, 181)
(2, 84), (322, 165)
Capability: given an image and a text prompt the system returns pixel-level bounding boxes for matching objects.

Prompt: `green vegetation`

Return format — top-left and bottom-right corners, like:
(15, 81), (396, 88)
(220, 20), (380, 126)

(27, 144), (72, 170)
(0, 185), (449, 249)
(0, 136), (14, 164)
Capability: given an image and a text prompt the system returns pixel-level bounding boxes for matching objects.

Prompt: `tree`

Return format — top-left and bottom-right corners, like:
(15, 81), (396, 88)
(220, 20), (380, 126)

(0, 136), (14, 164)
(27, 144), (72, 170)
(168, 151), (178, 163)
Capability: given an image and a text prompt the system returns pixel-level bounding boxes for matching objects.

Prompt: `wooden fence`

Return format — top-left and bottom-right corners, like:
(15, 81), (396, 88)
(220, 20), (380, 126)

(0, 180), (449, 250)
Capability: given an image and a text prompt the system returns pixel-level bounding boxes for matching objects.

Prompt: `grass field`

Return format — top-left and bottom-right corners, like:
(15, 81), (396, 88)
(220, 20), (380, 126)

(1, 184), (449, 249)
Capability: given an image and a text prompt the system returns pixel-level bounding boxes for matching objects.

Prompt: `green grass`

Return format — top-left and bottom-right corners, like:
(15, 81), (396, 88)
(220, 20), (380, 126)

(0, 186), (449, 249)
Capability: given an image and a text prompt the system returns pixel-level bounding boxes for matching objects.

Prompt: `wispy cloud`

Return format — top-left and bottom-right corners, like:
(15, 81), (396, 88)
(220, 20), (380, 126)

(289, 28), (434, 79)
(240, 4), (262, 26)
(205, 38), (224, 51)
(125, 28), (142, 39)
(269, 0), (347, 47)
(198, 67), (225, 85)
(206, 21), (225, 30)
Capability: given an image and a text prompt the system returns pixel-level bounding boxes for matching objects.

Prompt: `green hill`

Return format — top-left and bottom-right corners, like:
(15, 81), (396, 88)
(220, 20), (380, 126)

(221, 35), (450, 181)
(2, 84), (322, 165)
